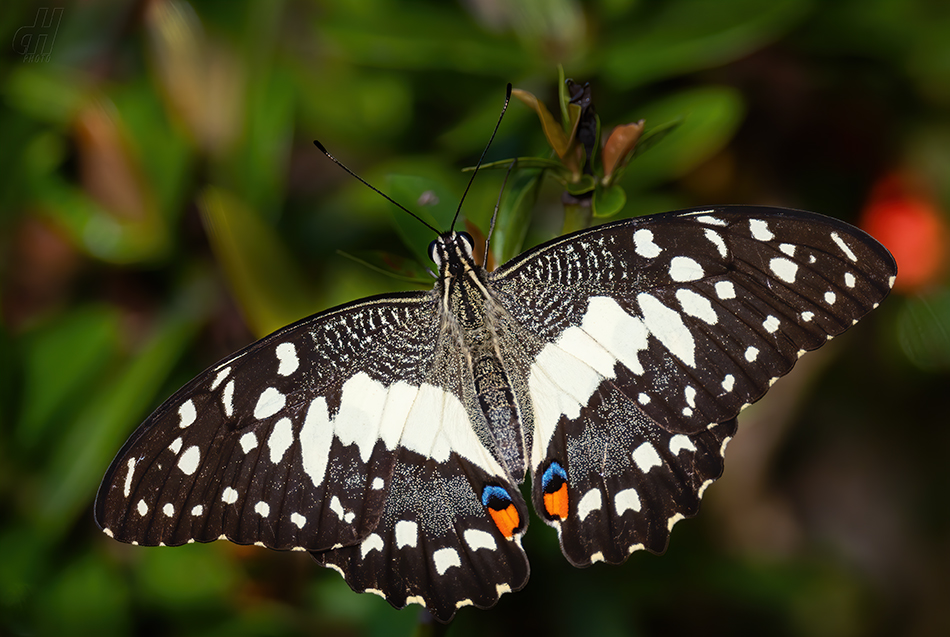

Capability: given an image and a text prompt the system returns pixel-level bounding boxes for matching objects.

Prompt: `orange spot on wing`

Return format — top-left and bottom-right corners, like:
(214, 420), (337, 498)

(544, 483), (569, 520)
(488, 504), (520, 538)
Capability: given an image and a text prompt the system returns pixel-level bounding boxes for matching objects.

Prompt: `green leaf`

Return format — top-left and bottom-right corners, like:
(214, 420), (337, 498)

(493, 169), (543, 263)
(17, 306), (121, 451)
(618, 86), (745, 189)
(566, 174), (596, 196)
(593, 184), (627, 218)
(199, 186), (317, 337)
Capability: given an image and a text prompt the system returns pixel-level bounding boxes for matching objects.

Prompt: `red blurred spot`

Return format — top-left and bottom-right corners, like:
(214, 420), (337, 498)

(860, 174), (948, 292)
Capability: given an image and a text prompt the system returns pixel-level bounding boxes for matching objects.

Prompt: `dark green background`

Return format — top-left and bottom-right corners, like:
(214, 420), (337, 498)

(2, 1), (949, 635)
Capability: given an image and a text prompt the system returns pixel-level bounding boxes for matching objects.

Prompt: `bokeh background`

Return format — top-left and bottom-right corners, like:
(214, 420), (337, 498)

(2, 1), (950, 636)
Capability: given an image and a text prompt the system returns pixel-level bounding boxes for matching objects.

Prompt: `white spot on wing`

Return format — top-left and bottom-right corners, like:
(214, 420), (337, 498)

(254, 387), (286, 419)
(745, 346), (759, 362)
(614, 488), (641, 515)
(464, 529), (497, 551)
(669, 256), (704, 282)
(395, 520), (418, 548)
(844, 272), (856, 288)
(831, 232), (858, 262)
(191, 505), (203, 516)
(696, 215), (726, 226)
(722, 374), (735, 392)
(676, 289), (717, 324)
(633, 441), (662, 472)
(670, 434), (697, 454)
(763, 315), (780, 333)
(221, 487), (238, 504)
(330, 496), (345, 521)
(254, 501), (270, 517)
(715, 280), (736, 299)
(825, 291), (837, 305)
(433, 547), (462, 575)
(638, 293), (696, 367)
(123, 458), (136, 498)
(275, 342), (299, 376)
(769, 257), (799, 283)
(291, 512), (307, 528)
(360, 533), (383, 558)
(239, 431), (258, 454)
(633, 229), (662, 258)
(268, 417), (294, 464)
(779, 243), (796, 256)
(179, 400), (196, 428)
(137, 499), (148, 516)
(168, 437), (182, 455)
(178, 445), (201, 475)
(222, 380), (235, 418)
(704, 228), (728, 258)
(577, 489), (602, 521)
(211, 366), (230, 390)
(372, 477), (385, 490)
(750, 219), (774, 241)
(801, 311), (814, 322)
(163, 502), (175, 517)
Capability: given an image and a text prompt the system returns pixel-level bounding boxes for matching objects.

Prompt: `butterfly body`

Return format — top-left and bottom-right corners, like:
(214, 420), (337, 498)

(96, 206), (896, 621)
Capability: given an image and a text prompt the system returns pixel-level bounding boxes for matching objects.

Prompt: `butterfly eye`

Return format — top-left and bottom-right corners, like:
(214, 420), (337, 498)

(458, 232), (475, 254)
(428, 239), (442, 266)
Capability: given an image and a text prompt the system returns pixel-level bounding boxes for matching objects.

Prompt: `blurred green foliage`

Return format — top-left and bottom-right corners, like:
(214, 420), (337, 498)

(2, 0), (950, 636)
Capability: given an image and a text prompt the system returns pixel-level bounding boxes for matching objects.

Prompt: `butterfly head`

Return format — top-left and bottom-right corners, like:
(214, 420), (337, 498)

(429, 231), (476, 276)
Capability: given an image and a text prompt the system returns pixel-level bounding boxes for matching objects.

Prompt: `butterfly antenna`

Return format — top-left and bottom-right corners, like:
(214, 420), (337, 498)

(483, 159), (517, 268)
(450, 83), (513, 232)
(313, 140), (441, 236)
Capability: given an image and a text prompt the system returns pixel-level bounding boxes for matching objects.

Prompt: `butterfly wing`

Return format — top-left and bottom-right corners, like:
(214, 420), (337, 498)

(490, 206), (896, 565)
(95, 291), (529, 620)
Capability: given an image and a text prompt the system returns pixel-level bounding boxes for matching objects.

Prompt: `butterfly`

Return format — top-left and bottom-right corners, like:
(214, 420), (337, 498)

(95, 182), (896, 621)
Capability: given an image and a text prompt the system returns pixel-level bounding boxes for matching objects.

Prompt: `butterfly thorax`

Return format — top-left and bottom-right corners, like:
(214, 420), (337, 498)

(431, 232), (527, 480)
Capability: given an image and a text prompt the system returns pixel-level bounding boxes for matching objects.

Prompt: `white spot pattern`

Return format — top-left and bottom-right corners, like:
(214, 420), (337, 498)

(221, 487), (238, 504)
(676, 288), (718, 324)
(395, 520), (418, 548)
(750, 219), (774, 241)
(577, 489), (603, 521)
(614, 488), (641, 515)
(632, 441), (662, 472)
(704, 228), (728, 258)
(433, 548), (462, 575)
(745, 346), (759, 362)
(275, 342), (299, 376)
(123, 458), (136, 498)
(715, 280), (736, 299)
(254, 387), (286, 419)
(137, 499), (148, 516)
(769, 257), (799, 283)
(239, 431), (258, 454)
(178, 445), (201, 475)
(669, 256), (705, 282)
(464, 529), (497, 552)
(633, 229), (662, 258)
(763, 315), (780, 333)
(831, 231), (858, 261)
(670, 434), (696, 454)
(163, 502), (175, 517)
(254, 501), (270, 517)
(178, 400), (196, 428)
(361, 533), (384, 558)
(268, 417), (294, 464)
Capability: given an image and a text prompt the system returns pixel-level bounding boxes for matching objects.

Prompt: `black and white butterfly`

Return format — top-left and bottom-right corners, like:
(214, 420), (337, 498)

(96, 176), (896, 621)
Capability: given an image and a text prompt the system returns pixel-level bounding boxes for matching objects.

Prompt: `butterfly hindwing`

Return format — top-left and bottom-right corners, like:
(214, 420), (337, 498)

(531, 382), (737, 565)
(313, 447), (530, 619)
